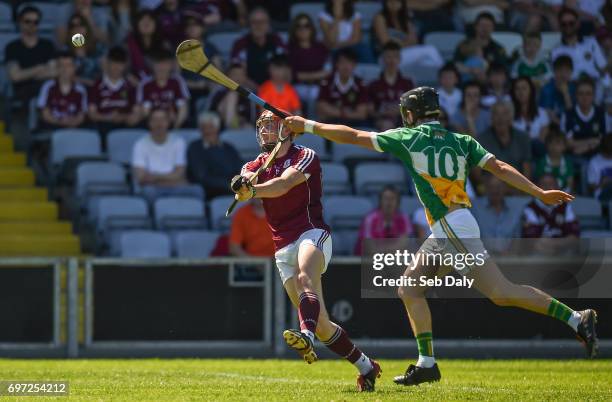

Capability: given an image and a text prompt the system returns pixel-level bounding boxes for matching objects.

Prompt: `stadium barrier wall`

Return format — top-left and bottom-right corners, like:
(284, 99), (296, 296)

(0, 257), (610, 358)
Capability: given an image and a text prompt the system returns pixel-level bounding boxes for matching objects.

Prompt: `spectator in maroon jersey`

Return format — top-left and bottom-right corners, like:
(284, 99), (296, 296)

(37, 51), (87, 131)
(368, 42), (414, 131)
(88, 47), (139, 141)
(287, 13), (331, 115)
(64, 13), (106, 86)
(316, 49), (369, 126)
(136, 49), (190, 128)
(132, 108), (203, 203)
(522, 173), (580, 253)
(126, 9), (170, 83)
(230, 7), (286, 85)
(155, 0), (185, 47)
(210, 64), (257, 129)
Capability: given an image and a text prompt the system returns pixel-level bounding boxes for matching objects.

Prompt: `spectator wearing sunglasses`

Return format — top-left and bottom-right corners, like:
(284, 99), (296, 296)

(551, 7), (606, 80)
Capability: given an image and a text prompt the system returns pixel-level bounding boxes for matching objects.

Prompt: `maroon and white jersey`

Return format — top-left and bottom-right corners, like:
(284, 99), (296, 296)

(522, 199), (580, 238)
(242, 144), (331, 250)
(37, 79), (87, 119)
(89, 76), (135, 115)
(318, 74), (368, 109)
(136, 75), (190, 113)
(368, 73), (414, 113)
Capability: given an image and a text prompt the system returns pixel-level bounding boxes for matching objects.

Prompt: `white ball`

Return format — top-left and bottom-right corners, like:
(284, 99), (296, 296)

(71, 33), (85, 47)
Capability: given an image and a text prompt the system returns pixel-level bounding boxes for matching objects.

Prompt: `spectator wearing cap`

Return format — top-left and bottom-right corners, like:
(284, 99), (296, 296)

(450, 81), (490, 138)
(481, 62), (511, 108)
(126, 10), (171, 83)
(372, 0), (443, 68)
(539, 55), (577, 125)
(209, 64), (256, 129)
(354, 186), (414, 256)
(132, 108), (203, 203)
(561, 76), (607, 157)
(319, 0), (373, 63)
(479, 101), (532, 178)
(316, 49), (369, 126)
(257, 55), (302, 115)
(587, 134), (612, 201)
(136, 49), (190, 128)
(37, 51), (87, 131)
(511, 32), (551, 88)
(64, 13), (106, 86)
(88, 46), (139, 139)
(552, 7), (607, 80)
(454, 12), (507, 68)
(230, 7), (286, 85)
(287, 13), (330, 114)
(186, 111), (243, 200)
(522, 174), (580, 252)
(368, 42), (414, 131)
(57, 0), (112, 45)
(437, 63), (462, 118)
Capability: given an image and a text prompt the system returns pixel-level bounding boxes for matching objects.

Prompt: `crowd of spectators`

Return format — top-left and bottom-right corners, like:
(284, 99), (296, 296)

(3, 0), (612, 256)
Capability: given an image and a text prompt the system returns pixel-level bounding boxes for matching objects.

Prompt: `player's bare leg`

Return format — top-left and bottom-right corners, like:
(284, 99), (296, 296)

(394, 255), (450, 386)
(283, 244), (382, 391)
(469, 259), (598, 357)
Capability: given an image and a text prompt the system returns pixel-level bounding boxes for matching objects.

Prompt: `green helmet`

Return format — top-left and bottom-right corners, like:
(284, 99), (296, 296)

(399, 86), (441, 127)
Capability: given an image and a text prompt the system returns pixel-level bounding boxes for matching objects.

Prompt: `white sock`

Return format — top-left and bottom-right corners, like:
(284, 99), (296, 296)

(353, 353), (374, 375)
(301, 329), (315, 343)
(568, 311), (581, 332)
(416, 355), (436, 368)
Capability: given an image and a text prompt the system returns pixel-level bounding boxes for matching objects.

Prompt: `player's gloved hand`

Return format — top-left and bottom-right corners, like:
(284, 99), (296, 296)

(230, 175), (256, 202)
(230, 175), (247, 193)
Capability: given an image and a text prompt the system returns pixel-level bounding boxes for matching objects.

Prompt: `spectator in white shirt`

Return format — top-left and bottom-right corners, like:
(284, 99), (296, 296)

(132, 108), (203, 202)
(587, 134), (612, 200)
(437, 63), (462, 118)
(551, 7), (607, 79)
(511, 76), (550, 149)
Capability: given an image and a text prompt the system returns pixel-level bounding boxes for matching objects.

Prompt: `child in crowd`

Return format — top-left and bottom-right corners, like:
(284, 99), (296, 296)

(437, 63), (462, 117)
(455, 38), (488, 83)
(535, 129), (574, 193)
(482, 62), (511, 108)
(257, 55), (302, 115)
(511, 32), (550, 87)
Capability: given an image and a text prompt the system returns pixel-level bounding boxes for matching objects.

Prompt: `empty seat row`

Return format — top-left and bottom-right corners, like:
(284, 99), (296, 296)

(118, 230), (220, 258)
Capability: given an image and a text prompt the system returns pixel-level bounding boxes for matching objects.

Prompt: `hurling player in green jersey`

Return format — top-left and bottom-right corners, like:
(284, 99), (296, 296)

(284, 87), (598, 386)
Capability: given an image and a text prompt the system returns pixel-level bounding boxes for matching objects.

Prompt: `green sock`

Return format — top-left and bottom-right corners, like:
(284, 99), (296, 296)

(416, 332), (434, 357)
(547, 299), (574, 323)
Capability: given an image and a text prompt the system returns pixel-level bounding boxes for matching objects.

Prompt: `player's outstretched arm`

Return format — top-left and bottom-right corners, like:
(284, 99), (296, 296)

(483, 157), (575, 205)
(284, 116), (377, 151)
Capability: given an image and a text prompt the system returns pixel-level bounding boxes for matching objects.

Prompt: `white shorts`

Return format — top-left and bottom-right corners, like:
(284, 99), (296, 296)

(274, 228), (333, 284)
(422, 208), (489, 275)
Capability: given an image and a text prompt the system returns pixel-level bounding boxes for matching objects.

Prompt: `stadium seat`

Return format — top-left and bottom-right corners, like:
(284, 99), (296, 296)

(402, 63), (438, 87)
(221, 128), (260, 161)
(153, 197), (207, 230)
(207, 32), (244, 63)
(50, 129), (102, 165)
(400, 196), (421, 216)
(321, 162), (350, 194)
(107, 128), (148, 165)
(323, 195), (373, 230)
(209, 195), (235, 231)
(170, 128), (200, 145)
(541, 31), (561, 55)
(332, 142), (382, 163)
(354, 162), (406, 195)
(334, 229), (358, 256)
(572, 196), (605, 230)
(0, 33), (19, 63)
(355, 2), (382, 30)
(295, 135), (327, 159)
(174, 230), (220, 258)
(355, 63), (382, 85)
(491, 32), (523, 56)
(96, 195), (151, 233)
(0, 187), (47, 202)
(119, 230), (171, 258)
(75, 162), (128, 199)
(423, 32), (466, 61)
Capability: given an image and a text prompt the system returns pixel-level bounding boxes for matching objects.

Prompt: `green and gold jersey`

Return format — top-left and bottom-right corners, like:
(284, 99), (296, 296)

(372, 122), (493, 225)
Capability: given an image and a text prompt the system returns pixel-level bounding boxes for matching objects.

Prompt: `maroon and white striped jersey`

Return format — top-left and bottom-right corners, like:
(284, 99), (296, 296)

(242, 144), (330, 250)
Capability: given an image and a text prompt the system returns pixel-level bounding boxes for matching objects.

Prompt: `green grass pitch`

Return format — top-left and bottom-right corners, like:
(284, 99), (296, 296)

(1, 358), (611, 401)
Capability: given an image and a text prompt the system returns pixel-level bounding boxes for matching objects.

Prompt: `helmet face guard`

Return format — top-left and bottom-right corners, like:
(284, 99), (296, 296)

(256, 110), (291, 152)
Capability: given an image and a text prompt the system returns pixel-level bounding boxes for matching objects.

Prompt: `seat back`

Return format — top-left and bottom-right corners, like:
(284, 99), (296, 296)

(120, 230), (171, 258)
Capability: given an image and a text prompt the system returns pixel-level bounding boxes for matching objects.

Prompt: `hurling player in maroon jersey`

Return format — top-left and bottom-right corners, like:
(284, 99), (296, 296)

(232, 110), (381, 392)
